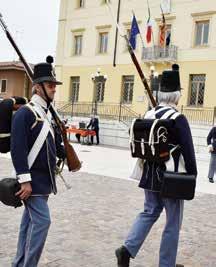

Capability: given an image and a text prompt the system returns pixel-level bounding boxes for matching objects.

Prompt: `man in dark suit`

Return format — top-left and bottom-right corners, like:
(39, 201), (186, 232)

(87, 115), (100, 145)
(207, 126), (216, 183)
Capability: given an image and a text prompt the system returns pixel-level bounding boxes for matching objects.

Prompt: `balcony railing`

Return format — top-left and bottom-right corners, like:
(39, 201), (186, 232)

(142, 45), (178, 62)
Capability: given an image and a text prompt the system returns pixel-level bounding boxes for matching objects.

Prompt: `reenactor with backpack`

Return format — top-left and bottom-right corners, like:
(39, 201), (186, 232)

(115, 65), (197, 267)
(0, 97), (28, 209)
(0, 96), (28, 154)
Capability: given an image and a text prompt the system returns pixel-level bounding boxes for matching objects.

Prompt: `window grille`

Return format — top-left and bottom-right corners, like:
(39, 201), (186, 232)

(96, 81), (105, 102)
(71, 77), (80, 102)
(122, 75), (134, 103)
(189, 74), (205, 106)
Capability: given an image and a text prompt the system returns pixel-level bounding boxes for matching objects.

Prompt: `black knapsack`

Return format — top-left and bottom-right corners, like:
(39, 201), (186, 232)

(0, 97), (28, 153)
(0, 99), (14, 153)
(129, 108), (180, 164)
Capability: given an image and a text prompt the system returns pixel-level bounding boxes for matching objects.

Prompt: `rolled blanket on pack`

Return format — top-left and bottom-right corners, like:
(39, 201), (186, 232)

(0, 97), (28, 153)
(0, 98), (14, 153)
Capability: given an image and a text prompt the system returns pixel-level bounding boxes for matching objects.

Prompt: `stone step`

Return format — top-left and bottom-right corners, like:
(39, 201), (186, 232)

(64, 116), (212, 151)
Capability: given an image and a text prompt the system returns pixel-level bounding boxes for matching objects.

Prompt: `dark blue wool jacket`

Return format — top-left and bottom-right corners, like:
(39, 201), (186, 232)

(139, 105), (197, 192)
(207, 126), (216, 154)
(87, 118), (99, 130)
(11, 106), (65, 195)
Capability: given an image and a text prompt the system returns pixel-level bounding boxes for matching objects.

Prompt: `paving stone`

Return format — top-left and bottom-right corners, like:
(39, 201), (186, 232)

(0, 157), (215, 267)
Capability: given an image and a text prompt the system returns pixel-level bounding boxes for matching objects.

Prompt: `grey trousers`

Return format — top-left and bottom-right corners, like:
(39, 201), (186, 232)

(208, 153), (216, 179)
(124, 190), (184, 267)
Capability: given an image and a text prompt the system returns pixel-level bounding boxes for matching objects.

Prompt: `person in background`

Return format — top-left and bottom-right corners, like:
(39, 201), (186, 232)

(75, 133), (81, 143)
(207, 126), (216, 183)
(0, 96), (28, 154)
(87, 114), (100, 145)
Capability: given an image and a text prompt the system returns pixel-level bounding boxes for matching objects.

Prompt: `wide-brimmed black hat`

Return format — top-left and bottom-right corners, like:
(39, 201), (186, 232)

(33, 56), (62, 85)
(0, 178), (22, 208)
(160, 64), (181, 92)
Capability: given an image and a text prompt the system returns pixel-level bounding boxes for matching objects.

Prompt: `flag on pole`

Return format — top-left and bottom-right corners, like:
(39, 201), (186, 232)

(159, 12), (166, 47)
(146, 8), (152, 43)
(129, 15), (140, 50)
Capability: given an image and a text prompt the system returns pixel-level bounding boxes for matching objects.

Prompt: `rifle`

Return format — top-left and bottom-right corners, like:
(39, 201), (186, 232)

(0, 13), (81, 172)
(106, 3), (157, 108)
(125, 36), (157, 107)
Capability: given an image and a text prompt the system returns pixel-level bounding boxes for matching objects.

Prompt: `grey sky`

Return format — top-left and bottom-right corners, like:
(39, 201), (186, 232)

(0, 0), (60, 64)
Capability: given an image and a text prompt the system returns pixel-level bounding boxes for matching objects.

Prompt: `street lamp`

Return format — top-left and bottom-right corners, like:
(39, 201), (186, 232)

(149, 65), (155, 92)
(91, 68), (107, 115)
(149, 66), (160, 105)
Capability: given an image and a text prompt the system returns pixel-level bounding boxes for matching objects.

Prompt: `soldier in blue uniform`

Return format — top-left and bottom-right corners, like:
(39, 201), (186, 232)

(11, 56), (65, 267)
(115, 65), (197, 267)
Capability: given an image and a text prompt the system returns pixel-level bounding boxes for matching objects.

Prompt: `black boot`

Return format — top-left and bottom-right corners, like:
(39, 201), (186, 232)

(176, 264), (184, 267)
(115, 246), (131, 267)
(209, 177), (214, 183)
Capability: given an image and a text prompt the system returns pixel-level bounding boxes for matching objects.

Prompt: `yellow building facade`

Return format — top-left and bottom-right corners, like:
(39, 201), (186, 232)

(55, 0), (216, 116)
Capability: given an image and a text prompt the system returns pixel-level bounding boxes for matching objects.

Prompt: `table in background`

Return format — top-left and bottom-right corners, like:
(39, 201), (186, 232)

(67, 128), (96, 145)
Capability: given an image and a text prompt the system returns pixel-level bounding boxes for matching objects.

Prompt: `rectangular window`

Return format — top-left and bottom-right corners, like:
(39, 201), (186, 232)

(0, 79), (7, 93)
(161, 0), (171, 14)
(195, 21), (209, 46)
(124, 29), (131, 51)
(71, 77), (80, 102)
(99, 32), (108, 53)
(74, 35), (82, 55)
(78, 0), (85, 8)
(189, 74), (206, 106)
(122, 75), (134, 103)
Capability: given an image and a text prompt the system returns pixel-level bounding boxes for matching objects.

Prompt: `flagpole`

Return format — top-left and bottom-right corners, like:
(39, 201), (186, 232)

(105, 2), (157, 107)
(113, 0), (121, 67)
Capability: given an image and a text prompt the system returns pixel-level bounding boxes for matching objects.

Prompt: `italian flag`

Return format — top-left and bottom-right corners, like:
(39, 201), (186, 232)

(146, 17), (152, 43)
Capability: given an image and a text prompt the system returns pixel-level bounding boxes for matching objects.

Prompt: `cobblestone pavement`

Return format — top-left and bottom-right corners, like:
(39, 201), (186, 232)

(0, 157), (216, 267)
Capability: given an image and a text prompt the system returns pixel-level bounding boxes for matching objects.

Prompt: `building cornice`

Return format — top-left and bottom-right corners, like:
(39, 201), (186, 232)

(123, 21), (142, 27)
(155, 15), (176, 22)
(0, 66), (24, 71)
(95, 25), (112, 30)
(191, 11), (216, 17)
(0, 61), (34, 71)
(71, 28), (86, 33)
